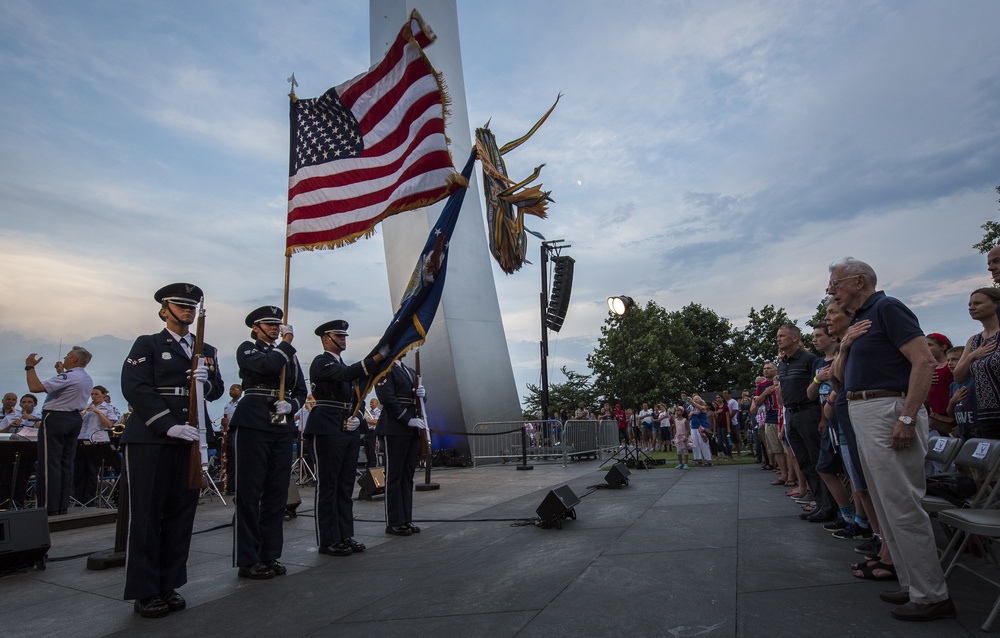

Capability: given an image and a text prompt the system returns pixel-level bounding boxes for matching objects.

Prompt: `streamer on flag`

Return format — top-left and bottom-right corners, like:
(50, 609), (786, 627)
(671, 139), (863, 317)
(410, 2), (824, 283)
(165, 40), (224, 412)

(285, 10), (466, 255)
(353, 149), (476, 408)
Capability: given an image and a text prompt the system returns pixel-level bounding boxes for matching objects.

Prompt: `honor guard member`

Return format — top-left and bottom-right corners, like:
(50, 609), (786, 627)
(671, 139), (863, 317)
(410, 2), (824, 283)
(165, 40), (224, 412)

(307, 320), (387, 556)
(120, 283), (224, 618)
(25, 346), (94, 516)
(375, 356), (426, 536)
(230, 305), (306, 579)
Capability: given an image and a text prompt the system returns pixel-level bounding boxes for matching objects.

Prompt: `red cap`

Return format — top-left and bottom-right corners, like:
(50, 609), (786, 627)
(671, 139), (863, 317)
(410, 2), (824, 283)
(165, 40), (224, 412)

(927, 333), (951, 349)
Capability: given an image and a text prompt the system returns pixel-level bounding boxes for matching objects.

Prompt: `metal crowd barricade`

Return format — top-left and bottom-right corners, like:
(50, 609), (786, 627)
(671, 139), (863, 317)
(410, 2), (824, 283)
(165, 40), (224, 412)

(468, 419), (622, 467)
(560, 420), (620, 467)
(468, 421), (526, 466)
(596, 419), (621, 451)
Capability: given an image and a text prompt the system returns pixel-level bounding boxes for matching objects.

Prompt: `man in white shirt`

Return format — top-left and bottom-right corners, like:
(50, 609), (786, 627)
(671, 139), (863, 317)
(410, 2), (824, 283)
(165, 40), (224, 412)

(25, 345), (95, 515)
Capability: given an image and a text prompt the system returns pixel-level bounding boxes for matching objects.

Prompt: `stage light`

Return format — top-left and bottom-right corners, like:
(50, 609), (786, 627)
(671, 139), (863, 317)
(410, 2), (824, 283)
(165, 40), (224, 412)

(607, 295), (634, 316)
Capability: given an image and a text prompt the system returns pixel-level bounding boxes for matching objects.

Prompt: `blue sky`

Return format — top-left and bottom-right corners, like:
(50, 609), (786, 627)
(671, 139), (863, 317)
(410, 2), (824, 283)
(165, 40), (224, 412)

(2, 0), (999, 419)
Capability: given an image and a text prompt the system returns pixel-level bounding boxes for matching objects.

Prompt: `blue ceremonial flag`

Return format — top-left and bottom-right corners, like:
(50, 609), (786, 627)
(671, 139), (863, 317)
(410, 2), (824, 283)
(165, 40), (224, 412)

(355, 148), (476, 405)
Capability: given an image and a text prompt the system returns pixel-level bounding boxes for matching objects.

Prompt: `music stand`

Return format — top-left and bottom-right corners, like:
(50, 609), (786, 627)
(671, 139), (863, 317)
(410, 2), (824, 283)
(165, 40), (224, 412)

(0, 441), (36, 509)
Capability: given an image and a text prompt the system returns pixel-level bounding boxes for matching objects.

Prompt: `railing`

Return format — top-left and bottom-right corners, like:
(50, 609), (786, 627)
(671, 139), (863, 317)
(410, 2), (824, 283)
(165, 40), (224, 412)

(468, 420), (620, 467)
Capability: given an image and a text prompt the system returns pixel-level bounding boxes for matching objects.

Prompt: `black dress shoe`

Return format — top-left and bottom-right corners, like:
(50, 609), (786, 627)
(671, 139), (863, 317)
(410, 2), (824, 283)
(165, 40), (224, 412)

(160, 589), (185, 612)
(880, 590), (909, 605)
(890, 597), (957, 621)
(134, 595), (170, 619)
(266, 559), (287, 575)
(238, 562), (276, 579)
(345, 538), (366, 552)
(319, 542), (353, 556)
(385, 525), (412, 536)
(405, 523), (421, 534)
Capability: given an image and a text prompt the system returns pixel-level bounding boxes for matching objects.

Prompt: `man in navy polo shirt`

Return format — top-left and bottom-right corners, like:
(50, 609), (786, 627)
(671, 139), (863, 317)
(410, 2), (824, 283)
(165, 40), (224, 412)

(776, 324), (835, 522)
(828, 257), (953, 622)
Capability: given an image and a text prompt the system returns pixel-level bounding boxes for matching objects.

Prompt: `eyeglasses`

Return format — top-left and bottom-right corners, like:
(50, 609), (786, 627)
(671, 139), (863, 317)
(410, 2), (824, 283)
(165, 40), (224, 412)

(826, 275), (860, 291)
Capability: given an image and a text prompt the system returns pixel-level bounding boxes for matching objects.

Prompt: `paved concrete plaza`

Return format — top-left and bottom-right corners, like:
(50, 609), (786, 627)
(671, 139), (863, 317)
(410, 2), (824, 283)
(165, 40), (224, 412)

(1, 460), (993, 637)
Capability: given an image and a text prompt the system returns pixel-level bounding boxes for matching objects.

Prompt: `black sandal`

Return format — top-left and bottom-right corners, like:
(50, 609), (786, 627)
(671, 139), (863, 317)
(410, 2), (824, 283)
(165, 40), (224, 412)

(852, 561), (897, 581)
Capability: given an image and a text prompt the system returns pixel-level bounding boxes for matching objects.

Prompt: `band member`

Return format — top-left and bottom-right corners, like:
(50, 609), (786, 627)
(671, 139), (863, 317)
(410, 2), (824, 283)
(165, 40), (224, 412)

(120, 283), (224, 618)
(0, 394), (42, 508)
(221, 384), (242, 494)
(375, 356), (426, 536)
(230, 306), (306, 579)
(307, 320), (386, 556)
(25, 346), (94, 516)
(363, 397), (381, 467)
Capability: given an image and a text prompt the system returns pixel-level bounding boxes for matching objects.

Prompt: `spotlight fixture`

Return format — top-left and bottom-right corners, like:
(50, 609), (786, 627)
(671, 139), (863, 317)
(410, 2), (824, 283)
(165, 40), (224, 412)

(607, 295), (634, 316)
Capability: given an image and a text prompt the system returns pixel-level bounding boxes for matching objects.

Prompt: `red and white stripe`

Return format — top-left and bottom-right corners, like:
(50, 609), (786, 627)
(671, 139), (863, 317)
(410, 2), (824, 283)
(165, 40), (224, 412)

(286, 14), (460, 253)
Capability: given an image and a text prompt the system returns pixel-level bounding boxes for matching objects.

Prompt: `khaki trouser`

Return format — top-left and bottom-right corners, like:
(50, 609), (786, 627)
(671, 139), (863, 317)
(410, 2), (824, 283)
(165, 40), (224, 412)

(848, 397), (948, 604)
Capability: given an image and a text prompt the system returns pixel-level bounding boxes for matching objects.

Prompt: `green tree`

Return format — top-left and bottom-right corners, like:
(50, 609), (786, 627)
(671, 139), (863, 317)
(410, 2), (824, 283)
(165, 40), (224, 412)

(730, 304), (794, 390)
(972, 185), (1000, 253)
(586, 300), (685, 409)
(670, 302), (739, 392)
(522, 367), (593, 419)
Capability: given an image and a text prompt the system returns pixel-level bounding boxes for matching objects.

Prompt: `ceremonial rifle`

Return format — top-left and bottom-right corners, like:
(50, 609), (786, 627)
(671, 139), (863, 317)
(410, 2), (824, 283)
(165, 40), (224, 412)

(187, 304), (208, 489)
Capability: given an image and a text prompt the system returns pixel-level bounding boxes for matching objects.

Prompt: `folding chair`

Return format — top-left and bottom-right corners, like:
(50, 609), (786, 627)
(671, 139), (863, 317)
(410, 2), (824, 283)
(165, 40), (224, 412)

(939, 508), (1000, 631)
(922, 438), (1000, 516)
(925, 435), (962, 473)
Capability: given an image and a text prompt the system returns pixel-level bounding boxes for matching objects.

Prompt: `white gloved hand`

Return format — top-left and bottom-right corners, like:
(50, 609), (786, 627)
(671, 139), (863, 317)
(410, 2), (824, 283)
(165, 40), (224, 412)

(192, 364), (209, 386)
(344, 416), (360, 431)
(415, 385), (426, 399)
(279, 324), (294, 337)
(166, 424), (200, 441)
(407, 418), (426, 430)
(274, 400), (292, 415)
(378, 345), (390, 358)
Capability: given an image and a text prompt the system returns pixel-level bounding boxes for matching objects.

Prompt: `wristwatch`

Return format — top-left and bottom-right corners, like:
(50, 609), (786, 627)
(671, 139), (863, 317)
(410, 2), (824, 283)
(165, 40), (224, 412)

(898, 416), (914, 426)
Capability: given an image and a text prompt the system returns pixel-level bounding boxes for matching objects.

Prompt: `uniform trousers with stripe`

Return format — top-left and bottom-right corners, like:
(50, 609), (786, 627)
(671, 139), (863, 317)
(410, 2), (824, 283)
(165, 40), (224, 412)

(381, 434), (419, 527)
(36, 410), (82, 514)
(123, 444), (198, 600)
(310, 433), (359, 547)
(233, 427), (294, 567)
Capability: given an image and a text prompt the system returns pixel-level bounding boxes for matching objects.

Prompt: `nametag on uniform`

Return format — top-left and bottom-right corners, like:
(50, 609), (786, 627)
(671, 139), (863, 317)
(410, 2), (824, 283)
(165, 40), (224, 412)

(974, 442), (991, 460)
(933, 438), (947, 453)
(162, 352), (172, 360)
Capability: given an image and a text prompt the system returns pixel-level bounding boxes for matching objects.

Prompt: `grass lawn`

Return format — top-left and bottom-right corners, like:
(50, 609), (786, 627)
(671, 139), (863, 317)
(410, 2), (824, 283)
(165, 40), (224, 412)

(602, 447), (761, 469)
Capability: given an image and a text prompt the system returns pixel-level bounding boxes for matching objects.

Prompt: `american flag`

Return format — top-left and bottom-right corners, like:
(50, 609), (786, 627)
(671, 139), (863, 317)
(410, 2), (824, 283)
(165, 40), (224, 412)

(285, 11), (464, 254)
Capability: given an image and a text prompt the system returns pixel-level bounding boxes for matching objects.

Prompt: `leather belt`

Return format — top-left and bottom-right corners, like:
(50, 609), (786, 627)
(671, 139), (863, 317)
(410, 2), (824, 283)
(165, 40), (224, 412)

(784, 403), (813, 413)
(156, 387), (190, 396)
(244, 388), (280, 398)
(398, 398), (416, 404)
(845, 390), (906, 401)
(314, 400), (352, 409)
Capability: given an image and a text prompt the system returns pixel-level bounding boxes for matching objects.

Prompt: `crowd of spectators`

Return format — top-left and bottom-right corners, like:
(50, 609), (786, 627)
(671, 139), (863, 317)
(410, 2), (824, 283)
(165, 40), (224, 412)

(544, 391), (756, 466)
(741, 254), (1000, 623)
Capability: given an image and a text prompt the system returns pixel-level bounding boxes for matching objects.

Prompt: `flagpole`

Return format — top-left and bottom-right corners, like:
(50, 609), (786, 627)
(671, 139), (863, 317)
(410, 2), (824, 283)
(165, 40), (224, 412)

(414, 350), (439, 491)
(281, 72), (297, 404)
(278, 254), (290, 400)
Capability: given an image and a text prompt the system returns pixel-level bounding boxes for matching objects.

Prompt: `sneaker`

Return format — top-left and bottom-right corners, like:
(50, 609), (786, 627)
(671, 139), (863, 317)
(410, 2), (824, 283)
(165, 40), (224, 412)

(855, 537), (880, 556)
(824, 518), (849, 533)
(683, 464), (689, 469)
(675, 464), (684, 469)
(834, 524), (874, 540)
